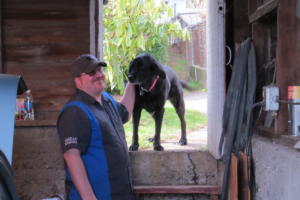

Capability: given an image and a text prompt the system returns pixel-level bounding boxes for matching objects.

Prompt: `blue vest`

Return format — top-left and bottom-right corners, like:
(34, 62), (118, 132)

(60, 92), (118, 200)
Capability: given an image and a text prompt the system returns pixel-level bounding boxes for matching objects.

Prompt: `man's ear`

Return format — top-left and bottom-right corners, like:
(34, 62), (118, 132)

(74, 77), (82, 89)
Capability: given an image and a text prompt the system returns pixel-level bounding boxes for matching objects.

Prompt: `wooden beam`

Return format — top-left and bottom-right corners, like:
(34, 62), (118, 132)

(0, 0), (3, 73)
(98, 0), (104, 60)
(228, 154), (238, 200)
(249, 0), (278, 23)
(238, 152), (251, 200)
(133, 185), (221, 195)
(90, 0), (96, 56)
(90, 0), (103, 59)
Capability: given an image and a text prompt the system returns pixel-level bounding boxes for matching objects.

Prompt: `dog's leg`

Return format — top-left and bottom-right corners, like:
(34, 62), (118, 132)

(152, 108), (165, 151)
(129, 107), (142, 151)
(170, 96), (187, 145)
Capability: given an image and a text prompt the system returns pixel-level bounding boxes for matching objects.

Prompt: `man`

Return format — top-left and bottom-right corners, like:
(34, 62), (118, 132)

(57, 54), (135, 200)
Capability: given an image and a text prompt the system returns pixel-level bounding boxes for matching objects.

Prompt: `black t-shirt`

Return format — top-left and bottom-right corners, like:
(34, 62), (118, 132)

(57, 89), (129, 153)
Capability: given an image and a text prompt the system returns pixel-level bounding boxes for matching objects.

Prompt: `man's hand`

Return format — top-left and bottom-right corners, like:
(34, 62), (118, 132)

(120, 83), (136, 118)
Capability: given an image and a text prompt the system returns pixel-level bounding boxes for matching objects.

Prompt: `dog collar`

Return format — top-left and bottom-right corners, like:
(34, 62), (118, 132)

(139, 75), (159, 96)
(148, 75), (159, 92)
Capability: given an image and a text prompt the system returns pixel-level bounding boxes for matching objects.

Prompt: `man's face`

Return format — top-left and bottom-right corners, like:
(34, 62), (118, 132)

(75, 67), (106, 96)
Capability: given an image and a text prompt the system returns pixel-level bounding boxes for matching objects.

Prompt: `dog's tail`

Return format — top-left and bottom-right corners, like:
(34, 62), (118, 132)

(180, 80), (196, 91)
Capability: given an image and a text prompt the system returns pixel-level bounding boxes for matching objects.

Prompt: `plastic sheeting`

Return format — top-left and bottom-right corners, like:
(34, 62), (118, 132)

(0, 74), (26, 164)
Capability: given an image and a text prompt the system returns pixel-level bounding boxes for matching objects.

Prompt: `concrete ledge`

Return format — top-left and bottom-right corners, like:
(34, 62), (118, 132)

(130, 150), (221, 185)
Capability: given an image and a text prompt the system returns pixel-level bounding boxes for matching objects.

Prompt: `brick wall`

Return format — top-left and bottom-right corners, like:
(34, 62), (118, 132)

(167, 20), (207, 88)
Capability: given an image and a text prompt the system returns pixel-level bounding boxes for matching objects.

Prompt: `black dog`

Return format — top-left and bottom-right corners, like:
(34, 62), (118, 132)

(128, 53), (191, 151)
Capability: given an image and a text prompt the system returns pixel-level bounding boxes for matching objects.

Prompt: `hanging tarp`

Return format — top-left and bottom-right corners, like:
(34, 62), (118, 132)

(0, 74), (27, 164)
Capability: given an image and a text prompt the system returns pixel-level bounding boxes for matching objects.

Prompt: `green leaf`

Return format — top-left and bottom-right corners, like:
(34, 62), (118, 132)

(103, 0), (188, 94)
(137, 35), (146, 50)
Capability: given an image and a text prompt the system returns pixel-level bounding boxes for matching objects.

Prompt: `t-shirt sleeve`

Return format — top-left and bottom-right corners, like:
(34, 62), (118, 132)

(117, 103), (129, 123)
(57, 107), (91, 153)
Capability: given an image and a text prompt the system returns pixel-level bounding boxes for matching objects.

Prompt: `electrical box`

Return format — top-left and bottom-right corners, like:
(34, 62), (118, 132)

(263, 85), (279, 111)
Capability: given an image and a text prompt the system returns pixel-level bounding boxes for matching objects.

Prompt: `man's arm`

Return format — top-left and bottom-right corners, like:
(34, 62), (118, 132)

(64, 149), (97, 200)
(120, 83), (135, 118)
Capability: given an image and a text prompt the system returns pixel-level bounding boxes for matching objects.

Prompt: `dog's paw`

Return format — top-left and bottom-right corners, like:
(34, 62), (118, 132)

(129, 144), (139, 151)
(179, 138), (187, 145)
(154, 145), (164, 151)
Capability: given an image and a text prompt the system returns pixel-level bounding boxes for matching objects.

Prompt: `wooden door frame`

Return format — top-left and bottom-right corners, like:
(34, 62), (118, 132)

(207, 0), (226, 159)
(90, 0), (104, 59)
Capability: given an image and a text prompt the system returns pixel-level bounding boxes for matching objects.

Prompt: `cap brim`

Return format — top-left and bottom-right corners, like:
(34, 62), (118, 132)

(83, 61), (107, 75)
(98, 61), (107, 67)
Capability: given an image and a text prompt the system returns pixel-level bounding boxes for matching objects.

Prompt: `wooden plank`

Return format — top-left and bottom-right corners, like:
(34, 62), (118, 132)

(4, 43), (88, 64)
(238, 152), (251, 200)
(15, 120), (56, 127)
(277, 0), (300, 133)
(133, 185), (221, 195)
(34, 96), (70, 111)
(249, 0), (278, 23)
(228, 154), (238, 200)
(3, 0), (90, 120)
(90, 0), (96, 55)
(98, 0), (104, 59)
(7, 70), (72, 81)
(4, 25), (89, 46)
(2, 0), (89, 14)
(7, 62), (71, 72)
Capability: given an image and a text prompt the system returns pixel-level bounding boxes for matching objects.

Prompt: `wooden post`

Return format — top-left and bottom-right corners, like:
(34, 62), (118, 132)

(98, 0), (104, 60)
(90, 0), (103, 59)
(238, 152), (251, 200)
(228, 153), (238, 200)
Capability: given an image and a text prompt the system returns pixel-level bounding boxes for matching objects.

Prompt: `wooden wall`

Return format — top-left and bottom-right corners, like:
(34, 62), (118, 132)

(236, 0), (300, 134)
(276, 0), (300, 133)
(2, 0), (90, 120)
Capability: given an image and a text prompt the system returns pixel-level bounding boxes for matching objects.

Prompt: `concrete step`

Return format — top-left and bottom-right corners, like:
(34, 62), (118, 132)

(130, 150), (221, 185)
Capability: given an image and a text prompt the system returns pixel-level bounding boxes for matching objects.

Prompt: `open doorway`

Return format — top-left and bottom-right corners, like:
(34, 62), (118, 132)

(102, 0), (225, 154)
(160, 0), (208, 150)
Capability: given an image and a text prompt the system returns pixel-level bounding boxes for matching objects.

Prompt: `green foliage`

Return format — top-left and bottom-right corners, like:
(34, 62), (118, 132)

(104, 0), (189, 93)
(187, 80), (206, 91)
(124, 102), (207, 149)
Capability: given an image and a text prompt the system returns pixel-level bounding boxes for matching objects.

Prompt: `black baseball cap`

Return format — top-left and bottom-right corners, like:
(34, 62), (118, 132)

(71, 54), (107, 78)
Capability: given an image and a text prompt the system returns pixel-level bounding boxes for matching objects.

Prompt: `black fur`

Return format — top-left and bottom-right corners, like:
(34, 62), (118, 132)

(128, 53), (190, 151)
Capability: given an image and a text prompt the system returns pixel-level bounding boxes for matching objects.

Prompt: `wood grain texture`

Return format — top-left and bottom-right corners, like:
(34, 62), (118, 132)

(238, 152), (251, 200)
(277, 0), (300, 133)
(2, 0), (90, 120)
(133, 185), (221, 194)
(228, 154), (238, 200)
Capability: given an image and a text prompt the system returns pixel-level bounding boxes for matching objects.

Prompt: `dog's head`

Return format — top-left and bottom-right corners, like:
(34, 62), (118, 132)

(128, 53), (166, 86)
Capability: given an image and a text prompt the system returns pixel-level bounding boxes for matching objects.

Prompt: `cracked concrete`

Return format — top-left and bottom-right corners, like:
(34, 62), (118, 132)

(130, 151), (219, 185)
(187, 152), (198, 184)
(131, 151), (220, 200)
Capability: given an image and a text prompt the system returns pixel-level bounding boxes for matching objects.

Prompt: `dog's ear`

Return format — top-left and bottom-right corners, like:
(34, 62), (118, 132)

(153, 60), (166, 79)
(146, 53), (166, 79)
(158, 68), (166, 79)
